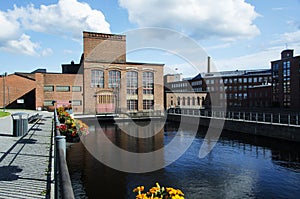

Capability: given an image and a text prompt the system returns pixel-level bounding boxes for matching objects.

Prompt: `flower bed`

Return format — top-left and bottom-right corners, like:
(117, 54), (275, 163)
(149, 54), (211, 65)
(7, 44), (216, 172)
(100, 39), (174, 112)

(133, 183), (185, 199)
(57, 107), (89, 142)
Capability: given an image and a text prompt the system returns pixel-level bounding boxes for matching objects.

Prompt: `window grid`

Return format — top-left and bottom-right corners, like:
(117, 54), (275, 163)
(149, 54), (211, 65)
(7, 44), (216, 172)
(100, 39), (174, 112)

(126, 71), (138, 94)
(143, 72), (154, 94)
(127, 100), (138, 110)
(109, 70), (121, 88)
(91, 70), (104, 88)
(143, 100), (154, 110)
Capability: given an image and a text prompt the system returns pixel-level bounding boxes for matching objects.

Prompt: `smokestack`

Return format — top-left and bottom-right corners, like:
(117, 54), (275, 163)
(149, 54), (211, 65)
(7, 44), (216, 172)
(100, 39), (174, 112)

(207, 56), (211, 73)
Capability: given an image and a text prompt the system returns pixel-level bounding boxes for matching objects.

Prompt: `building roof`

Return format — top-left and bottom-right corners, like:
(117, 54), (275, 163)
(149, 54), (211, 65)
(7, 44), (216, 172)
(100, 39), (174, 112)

(199, 69), (271, 79)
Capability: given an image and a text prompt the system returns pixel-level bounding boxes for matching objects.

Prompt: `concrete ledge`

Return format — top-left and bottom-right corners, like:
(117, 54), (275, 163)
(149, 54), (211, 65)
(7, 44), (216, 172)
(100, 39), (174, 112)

(167, 114), (300, 142)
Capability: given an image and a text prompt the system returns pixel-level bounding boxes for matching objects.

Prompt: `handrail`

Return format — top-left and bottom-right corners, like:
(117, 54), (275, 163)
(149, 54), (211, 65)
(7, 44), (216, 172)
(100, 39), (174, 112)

(167, 108), (300, 126)
(57, 148), (75, 199)
(54, 108), (75, 199)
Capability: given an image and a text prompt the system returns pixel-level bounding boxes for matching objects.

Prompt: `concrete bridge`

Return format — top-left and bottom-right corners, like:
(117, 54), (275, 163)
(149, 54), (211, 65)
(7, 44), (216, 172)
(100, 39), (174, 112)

(167, 109), (300, 142)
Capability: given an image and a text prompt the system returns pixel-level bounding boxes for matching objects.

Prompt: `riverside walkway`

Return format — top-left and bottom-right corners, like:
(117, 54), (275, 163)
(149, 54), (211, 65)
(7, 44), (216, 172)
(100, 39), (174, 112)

(0, 111), (54, 199)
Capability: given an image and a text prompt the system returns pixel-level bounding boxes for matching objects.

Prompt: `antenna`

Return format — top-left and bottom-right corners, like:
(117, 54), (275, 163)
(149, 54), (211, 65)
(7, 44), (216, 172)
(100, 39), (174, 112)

(285, 43), (288, 49)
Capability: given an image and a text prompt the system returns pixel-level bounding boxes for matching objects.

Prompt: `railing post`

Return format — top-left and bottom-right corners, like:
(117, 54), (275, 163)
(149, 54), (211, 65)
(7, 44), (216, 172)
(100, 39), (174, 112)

(271, 113), (273, 124)
(55, 135), (66, 199)
(256, 113), (258, 122)
(250, 112), (252, 121)
(297, 114), (299, 125)
(279, 113), (281, 124)
(263, 113), (265, 122)
(56, 135), (66, 158)
(288, 114), (290, 126)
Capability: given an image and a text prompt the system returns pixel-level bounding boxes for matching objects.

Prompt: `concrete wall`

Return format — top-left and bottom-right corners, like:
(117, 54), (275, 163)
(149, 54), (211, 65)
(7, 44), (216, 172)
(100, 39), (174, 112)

(167, 114), (300, 142)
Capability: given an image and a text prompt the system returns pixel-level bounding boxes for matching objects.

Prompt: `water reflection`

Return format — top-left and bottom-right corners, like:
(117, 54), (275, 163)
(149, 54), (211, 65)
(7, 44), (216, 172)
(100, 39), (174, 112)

(67, 121), (300, 199)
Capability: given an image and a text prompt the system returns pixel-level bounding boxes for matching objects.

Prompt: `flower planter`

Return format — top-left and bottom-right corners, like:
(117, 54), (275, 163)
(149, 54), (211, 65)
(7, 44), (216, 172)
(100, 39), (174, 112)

(57, 107), (89, 143)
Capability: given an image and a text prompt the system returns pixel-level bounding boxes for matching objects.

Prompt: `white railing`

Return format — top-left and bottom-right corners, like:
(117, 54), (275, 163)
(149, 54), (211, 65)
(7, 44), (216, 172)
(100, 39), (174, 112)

(167, 108), (300, 126)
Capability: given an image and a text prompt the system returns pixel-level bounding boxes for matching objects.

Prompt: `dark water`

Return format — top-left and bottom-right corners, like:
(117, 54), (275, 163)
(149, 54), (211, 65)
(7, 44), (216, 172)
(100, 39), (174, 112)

(67, 121), (300, 199)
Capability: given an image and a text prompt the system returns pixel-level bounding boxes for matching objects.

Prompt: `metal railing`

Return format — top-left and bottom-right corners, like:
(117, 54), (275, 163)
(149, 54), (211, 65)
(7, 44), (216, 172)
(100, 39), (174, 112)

(168, 108), (300, 126)
(54, 108), (75, 199)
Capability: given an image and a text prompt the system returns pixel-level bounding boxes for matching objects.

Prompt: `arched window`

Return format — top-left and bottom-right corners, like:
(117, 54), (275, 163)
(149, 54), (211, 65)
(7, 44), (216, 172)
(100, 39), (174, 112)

(109, 70), (121, 88)
(126, 71), (138, 94)
(197, 97), (200, 105)
(177, 97), (180, 106)
(192, 97), (195, 106)
(182, 97), (186, 106)
(91, 70), (104, 88)
(143, 72), (154, 94)
(187, 97), (190, 106)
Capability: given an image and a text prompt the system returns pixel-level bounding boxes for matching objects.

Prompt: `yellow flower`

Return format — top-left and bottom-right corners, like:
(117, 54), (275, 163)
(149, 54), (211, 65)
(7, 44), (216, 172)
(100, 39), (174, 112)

(171, 195), (184, 199)
(136, 193), (148, 199)
(133, 186), (145, 193)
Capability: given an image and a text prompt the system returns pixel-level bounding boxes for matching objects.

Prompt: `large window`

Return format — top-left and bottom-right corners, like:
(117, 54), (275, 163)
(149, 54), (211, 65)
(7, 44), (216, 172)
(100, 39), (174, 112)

(44, 100), (53, 106)
(72, 100), (82, 106)
(109, 70), (121, 88)
(56, 86), (70, 92)
(72, 86), (81, 92)
(126, 71), (138, 94)
(127, 100), (138, 110)
(44, 85), (54, 92)
(143, 100), (154, 110)
(283, 61), (291, 107)
(143, 72), (154, 94)
(91, 70), (104, 88)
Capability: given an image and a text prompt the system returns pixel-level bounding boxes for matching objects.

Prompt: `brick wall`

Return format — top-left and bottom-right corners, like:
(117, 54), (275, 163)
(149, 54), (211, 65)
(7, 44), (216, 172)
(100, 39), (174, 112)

(83, 31), (126, 63)
(0, 74), (36, 108)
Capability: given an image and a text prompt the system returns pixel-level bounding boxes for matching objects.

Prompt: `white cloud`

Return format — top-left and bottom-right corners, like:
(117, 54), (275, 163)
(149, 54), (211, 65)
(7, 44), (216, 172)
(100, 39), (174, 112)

(272, 30), (300, 45)
(119, 0), (260, 40)
(0, 0), (111, 55)
(41, 48), (53, 57)
(0, 11), (20, 42)
(10, 0), (110, 39)
(1, 34), (39, 56)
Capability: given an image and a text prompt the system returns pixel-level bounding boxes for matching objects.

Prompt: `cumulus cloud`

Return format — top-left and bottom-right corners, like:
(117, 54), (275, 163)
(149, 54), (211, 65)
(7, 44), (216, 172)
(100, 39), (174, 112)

(272, 30), (300, 46)
(0, 34), (39, 56)
(119, 0), (260, 40)
(9, 0), (110, 38)
(0, 0), (111, 55)
(0, 11), (20, 42)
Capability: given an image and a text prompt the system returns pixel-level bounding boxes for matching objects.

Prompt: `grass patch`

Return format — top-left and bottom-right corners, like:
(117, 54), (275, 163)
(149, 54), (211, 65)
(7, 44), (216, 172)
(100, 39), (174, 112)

(0, 111), (10, 118)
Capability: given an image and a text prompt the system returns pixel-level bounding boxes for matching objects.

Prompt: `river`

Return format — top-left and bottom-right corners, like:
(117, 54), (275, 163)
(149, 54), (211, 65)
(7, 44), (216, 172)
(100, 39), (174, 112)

(66, 120), (300, 199)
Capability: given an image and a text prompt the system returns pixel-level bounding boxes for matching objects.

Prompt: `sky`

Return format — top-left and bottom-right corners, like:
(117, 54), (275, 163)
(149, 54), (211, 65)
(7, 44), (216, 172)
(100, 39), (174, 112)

(1, 0), (300, 77)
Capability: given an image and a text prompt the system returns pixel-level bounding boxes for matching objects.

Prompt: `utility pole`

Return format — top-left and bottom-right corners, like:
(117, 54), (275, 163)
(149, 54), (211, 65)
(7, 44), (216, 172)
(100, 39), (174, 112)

(2, 72), (7, 112)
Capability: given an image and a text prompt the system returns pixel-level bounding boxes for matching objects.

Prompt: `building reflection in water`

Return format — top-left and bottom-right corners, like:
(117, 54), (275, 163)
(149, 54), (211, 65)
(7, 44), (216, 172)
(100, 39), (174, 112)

(80, 121), (165, 173)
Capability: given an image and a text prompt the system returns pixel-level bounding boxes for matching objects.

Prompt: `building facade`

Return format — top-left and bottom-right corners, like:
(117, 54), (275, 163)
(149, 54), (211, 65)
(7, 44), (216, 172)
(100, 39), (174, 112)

(271, 49), (300, 109)
(0, 71), (83, 112)
(81, 31), (164, 115)
(0, 31), (164, 115)
(165, 69), (272, 109)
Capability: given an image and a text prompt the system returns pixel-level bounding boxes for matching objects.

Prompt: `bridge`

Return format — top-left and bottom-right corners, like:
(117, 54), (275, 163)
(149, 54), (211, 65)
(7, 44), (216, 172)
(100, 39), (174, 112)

(167, 108), (300, 142)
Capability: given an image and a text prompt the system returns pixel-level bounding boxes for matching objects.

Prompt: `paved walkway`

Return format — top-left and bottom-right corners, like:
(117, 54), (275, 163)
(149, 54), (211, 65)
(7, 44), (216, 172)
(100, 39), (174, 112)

(0, 111), (54, 199)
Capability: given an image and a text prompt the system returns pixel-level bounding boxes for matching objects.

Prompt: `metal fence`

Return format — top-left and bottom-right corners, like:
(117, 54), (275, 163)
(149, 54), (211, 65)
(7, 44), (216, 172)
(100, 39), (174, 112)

(53, 108), (75, 199)
(168, 108), (300, 126)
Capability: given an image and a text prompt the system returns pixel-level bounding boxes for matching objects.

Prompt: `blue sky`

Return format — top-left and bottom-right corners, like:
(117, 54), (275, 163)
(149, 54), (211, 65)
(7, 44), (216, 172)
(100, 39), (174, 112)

(1, 0), (300, 77)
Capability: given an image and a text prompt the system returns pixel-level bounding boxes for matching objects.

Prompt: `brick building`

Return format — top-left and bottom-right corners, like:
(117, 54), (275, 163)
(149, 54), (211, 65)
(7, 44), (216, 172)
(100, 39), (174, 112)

(81, 31), (164, 115)
(1, 31), (165, 115)
(271, 49), (300, 109)
(165, 68), (271, 109)
(0, 70), (83, 112)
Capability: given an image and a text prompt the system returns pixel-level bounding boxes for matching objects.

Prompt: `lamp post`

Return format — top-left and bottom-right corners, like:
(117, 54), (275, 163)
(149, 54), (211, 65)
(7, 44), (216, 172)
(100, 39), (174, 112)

(2, 72), (7, 112)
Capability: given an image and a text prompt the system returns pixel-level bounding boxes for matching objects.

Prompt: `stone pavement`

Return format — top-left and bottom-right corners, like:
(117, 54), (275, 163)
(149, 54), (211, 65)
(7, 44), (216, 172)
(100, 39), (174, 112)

(0, 111), (54, 199)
